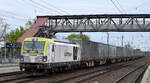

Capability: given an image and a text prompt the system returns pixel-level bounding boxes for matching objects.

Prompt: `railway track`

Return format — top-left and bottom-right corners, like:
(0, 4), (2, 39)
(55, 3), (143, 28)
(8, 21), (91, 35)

(133, 68), (146, 83)
(83, 58), (148, 83)
(0, 64), (18, 68)
(0, 71), (46, 83)
(57, 58), (146, 83)
(114, 64), (147, 83)
(59, 63), (135, 83)
(0, 71), (22, 77)
(0, 71), (32, 82)
(25, 57), (146, 83)
(2, 60), (135, 83)
(0, 57), (148, 83)
(1, 73), (46, 83)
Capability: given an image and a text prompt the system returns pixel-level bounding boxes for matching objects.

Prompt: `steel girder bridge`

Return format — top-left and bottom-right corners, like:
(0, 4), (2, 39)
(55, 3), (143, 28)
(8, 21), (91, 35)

(18, 14), (150, 42)
(39, 14), (150, 33)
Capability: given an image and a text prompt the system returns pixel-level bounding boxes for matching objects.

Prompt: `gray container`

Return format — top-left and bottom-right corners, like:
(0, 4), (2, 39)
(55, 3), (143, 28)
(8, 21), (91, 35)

(72, 39), (143, 61)
(134, 49), (143, 57)
(126, 48), (134, 57)
(98, 43), (109, 59)
(116, 47), (124, 58)
(79, 40), (116, 61)
(80, 40), (101, 61)
(108, 45), (116, 59)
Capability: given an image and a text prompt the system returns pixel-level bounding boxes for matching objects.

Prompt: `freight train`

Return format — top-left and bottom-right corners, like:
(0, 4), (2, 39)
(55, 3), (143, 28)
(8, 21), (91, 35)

(19, 37), (144, 72)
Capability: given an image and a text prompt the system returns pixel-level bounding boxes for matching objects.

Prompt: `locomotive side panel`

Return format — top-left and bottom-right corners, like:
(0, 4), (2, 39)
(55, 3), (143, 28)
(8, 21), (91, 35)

(53, 43), (80, 63)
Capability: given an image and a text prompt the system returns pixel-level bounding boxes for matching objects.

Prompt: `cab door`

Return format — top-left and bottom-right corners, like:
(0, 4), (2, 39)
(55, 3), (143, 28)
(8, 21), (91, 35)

(51, 44), (55, 62)
(73, 47), (78, 60)
(47, 45), (52, 62)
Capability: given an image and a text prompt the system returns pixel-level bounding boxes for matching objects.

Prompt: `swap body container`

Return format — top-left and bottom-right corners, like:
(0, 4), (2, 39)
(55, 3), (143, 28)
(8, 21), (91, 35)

(79, 40), (116, 61)
(72, 39), (143, 61)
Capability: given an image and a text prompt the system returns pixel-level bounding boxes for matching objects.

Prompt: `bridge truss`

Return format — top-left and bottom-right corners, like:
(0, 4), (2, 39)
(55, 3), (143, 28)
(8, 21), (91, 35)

(37, 14), (150, 34)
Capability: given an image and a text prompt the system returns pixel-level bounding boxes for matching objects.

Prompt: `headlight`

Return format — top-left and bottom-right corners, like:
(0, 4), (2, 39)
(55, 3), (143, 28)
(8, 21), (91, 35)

(42, 56), (47, 62)
(20, 57), (24, 62)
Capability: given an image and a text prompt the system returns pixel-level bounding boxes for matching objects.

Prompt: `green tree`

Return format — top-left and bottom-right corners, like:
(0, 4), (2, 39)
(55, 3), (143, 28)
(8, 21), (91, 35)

(2, 20), (33, 57)
(4, 19), (35, 43)
(66, 34), (90, 40)
(5, 26), (26, 43)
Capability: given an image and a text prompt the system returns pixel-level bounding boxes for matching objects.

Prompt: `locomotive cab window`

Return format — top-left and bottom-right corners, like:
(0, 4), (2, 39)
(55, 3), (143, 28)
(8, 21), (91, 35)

(23, 41), (45, 51)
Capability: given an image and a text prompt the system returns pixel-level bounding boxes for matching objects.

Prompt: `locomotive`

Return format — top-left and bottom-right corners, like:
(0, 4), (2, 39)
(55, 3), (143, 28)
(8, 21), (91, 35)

(19, 37), (143, 72)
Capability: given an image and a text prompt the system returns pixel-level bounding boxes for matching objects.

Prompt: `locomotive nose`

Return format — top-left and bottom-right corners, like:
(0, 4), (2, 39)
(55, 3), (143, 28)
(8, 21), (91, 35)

(21, 55), (47, 63)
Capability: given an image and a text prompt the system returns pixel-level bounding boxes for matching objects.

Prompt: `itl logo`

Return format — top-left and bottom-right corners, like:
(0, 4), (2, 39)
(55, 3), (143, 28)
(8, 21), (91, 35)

(64, 52), (72, 56)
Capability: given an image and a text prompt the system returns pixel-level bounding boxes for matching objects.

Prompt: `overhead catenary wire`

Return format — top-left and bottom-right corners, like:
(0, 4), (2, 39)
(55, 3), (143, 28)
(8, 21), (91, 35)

(110, 0), (123, 13)
(135, 0), (150, 10)
(40, 0), (70, 14)
(29, 0), (63, 14)
(0, 14), (27, 22)
(21, 0), (51, 14)
(0, 9), (29, 20)
(114, 0), (127, 13)
(0, 9), (31, 22)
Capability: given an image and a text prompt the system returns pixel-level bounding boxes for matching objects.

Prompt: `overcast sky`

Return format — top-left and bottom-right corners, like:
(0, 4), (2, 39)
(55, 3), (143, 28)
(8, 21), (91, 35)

(0, 0), (150, 51)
